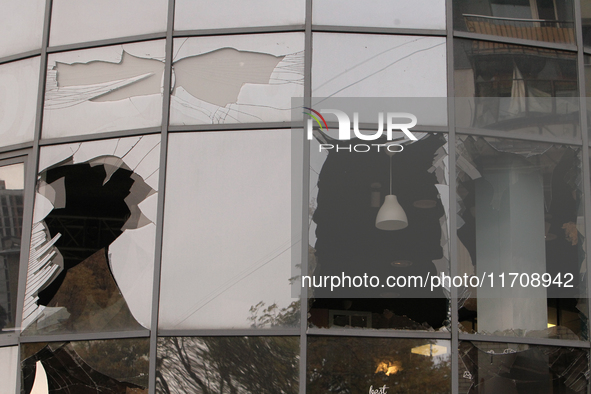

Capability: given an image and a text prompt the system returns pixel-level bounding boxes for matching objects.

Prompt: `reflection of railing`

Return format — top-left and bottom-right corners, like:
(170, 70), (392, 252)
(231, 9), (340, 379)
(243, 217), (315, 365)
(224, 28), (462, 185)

(464, 14), (575, 44)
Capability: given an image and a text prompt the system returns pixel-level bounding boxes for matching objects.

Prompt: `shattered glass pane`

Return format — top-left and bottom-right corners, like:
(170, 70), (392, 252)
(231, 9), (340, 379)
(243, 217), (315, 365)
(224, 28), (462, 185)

(459, 341), (588, 393)
(22, 135), (160, 335)
(169, 34), (304, 126)
(0, 57), (40, 148)
(308, 337), (451, 393)
(0, 346), (18, 394)
(454, 0), (575, 44)
(49, 0), (168, 47)
(0, 0), (45, 58)
(157, 336), (299, 394)
(174, 0), (305, 31)
(0, 163), (25, 333)
(312, 34), (447, 98)
(159, 130), (298, 329)
(42, 41), (165, 139)
(313, 0), (446, 29)
(454, 39), (580, 140)
(308, 133), (450, 330)
(21, 338), (149, 393)
(456, 136), (587, 339)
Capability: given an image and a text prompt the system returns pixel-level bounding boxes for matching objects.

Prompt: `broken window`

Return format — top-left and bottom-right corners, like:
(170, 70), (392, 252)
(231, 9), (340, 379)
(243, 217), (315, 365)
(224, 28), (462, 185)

(49, 0), (168, 47)
(169, 34), (304, 125)
(454, 39), (579, 139)
(456, 136), (586, 339)
(307, 336), (451, 393)
(42, 41), (165, 139)
(313, 0), (446, 29)
(0, 162), (25, 333)
(459, 341), (588, 393)
(0, 345), (18, 394)
(159, 130), (298, 330)
(0, 57), (40, 148)
(21, 338), (149, 394)
(453, 0), (575, 44)
(0, 0), (45, 58)
(157, 336), (299, 394)
(174, 0), (305, 31)
(22, 135), (160, 335)
(312, 34), (447, 98)
(308, 132), (450, 331)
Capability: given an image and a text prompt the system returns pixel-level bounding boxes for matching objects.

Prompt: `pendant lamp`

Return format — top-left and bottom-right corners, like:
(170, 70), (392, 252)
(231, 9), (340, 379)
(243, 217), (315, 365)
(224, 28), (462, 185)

(376, 150), (407, 230)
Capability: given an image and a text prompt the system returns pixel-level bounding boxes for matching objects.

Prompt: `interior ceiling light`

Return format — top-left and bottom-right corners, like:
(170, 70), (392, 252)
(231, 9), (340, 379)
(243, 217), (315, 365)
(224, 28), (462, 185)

(411, 344), (448, 356)
(391, 260), (413, 268)
(376, 147), (408, 230)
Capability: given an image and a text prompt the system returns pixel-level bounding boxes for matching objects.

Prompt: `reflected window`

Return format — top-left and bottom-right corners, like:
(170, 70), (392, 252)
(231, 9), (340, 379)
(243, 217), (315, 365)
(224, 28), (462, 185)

(308, 337), (451, 393)
(21, 339), (149, 393)
(459, 341), (588, 393)
(453, 0), (575, 44)
(0, 162), (25, 333)
(456, 136), (586, 339)
(157, 336), (299, 394)
(454, 38), (579, 139)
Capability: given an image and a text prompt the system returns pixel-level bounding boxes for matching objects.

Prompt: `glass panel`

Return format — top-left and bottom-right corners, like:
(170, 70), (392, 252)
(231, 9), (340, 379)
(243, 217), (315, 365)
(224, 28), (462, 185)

(170, 33), (304, 126)
(0, 346), (18, 394)
(42, 40), (165, 139)
(21, 338), (149, 393)
(453, 0), (575, 44)
(22, 135), (160, 335)
(159, 130), (298, 330)
(308, 131), (450, 330)
(49, 0), (168, 47)
(459, 341), (588, 393)
(312, 34), (447, 98)
(0, 0), (45, 58)
(174, 0), (305, 31)
(0, 57), (40, 148)
(308, 337), (451, 393)
(0, 163), (25, 334)
(313, 0), (446, 29)
(455, 38), (579, 140)
(157, 336), (299, 393)
(456, 136), (587, 340)
(583, 0), (591, 47)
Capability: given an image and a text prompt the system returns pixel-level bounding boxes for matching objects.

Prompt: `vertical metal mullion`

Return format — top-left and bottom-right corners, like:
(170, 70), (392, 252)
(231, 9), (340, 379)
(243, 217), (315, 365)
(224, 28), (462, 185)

(148, 0), (175, 393)
(300, 0), (313, 393)
(446, 0), (459, 393)
(14, 1), (53, 394)
(573, 2), (591, 393)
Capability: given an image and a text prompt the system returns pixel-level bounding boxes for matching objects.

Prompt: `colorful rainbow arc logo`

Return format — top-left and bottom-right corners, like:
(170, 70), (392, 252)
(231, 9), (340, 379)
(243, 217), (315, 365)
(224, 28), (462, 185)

(303, 107), (328, 132)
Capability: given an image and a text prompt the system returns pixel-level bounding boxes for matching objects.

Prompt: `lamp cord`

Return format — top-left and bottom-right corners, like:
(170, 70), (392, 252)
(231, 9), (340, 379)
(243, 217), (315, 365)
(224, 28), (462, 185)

(389, 154), (392, 195)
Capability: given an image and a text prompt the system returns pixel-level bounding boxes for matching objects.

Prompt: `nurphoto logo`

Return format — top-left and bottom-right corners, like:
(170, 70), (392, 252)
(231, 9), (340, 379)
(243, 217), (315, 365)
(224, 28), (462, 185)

(304, 107), (418, 153)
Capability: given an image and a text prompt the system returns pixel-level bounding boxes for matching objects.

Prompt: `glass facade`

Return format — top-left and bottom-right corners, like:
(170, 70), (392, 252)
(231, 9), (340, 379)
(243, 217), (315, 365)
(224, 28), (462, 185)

(1, 0), (591, 393)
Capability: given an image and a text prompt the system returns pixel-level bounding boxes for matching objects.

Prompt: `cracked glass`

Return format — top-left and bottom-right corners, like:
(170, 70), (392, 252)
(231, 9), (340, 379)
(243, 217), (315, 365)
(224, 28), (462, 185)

(308, 132), (450, 330)
(312, 34), (447, 99)
(0, 0), (45, 58)
(174, 0), (305, 31)
(22, 135), (160, 335)
(42, 40), (165, 139)
(454, 38), (580, 140)
(0, 346), (18, 394)
(307, 336), (451, 393)
(157, 336), (299, 394)
(169, 34), (304, 126)
(313, 0), (446, 29)
(159, 130), (298, 330)
(21, 338), (149, 393)
(459, 341), (588, 393)
(456, 136), (587, 340)
(0, 162), (25, 334)
(49, 0), (168, 47)
(0, 57), (40, 148)
(453, 0), (575, 44)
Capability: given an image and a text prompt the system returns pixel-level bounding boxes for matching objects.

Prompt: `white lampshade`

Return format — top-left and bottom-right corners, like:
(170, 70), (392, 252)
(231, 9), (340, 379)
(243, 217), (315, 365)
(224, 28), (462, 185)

(376, 195), (408, 230)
